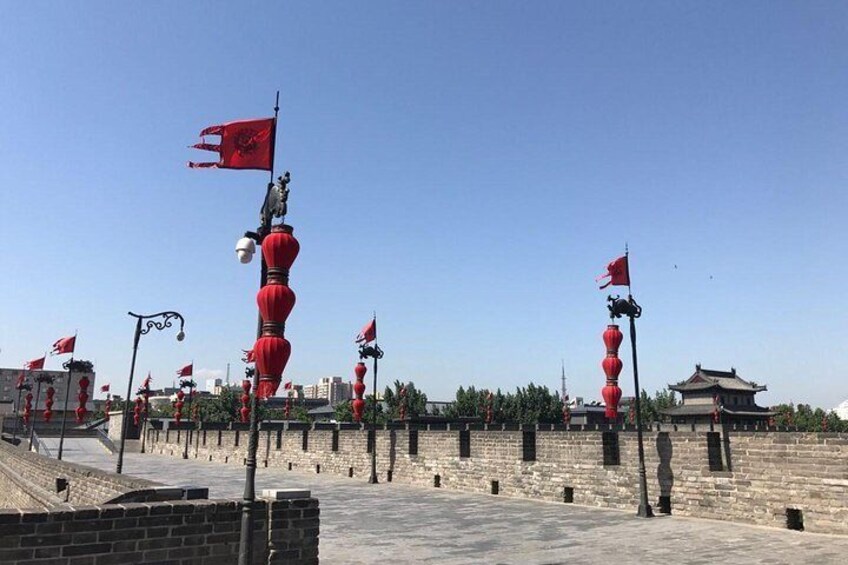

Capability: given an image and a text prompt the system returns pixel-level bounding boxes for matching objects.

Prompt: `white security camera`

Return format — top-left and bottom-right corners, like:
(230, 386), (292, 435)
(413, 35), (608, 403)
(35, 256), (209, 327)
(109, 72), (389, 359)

(235, 237), (256, 264)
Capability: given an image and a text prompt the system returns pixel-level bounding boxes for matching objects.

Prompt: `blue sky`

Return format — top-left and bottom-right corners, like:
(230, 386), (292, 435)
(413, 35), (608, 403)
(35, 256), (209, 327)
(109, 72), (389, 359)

(1, 2), (846, 408)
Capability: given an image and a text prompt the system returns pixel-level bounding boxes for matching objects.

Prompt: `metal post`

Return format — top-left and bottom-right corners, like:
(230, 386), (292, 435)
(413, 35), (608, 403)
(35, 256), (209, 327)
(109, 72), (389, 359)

(57, 361), (74, 460)
(28, 379), (42, 452)
(117, 318), (142, 474)
(369, 352), (379, 484)
(12, 387), (22, 442)
(239, 254), (267, 565)
(182, 384), (192, 459)
(628, 309), (653, 518)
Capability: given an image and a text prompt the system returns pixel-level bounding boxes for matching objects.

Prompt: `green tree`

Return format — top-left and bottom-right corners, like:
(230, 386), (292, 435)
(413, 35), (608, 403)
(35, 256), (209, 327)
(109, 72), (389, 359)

(383, 380), (428, 420)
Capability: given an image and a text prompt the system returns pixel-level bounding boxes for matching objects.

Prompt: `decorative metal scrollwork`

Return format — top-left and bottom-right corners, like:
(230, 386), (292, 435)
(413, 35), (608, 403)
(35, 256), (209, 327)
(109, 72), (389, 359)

(358, 344), (384, 360)
(607, 295), (642, 319)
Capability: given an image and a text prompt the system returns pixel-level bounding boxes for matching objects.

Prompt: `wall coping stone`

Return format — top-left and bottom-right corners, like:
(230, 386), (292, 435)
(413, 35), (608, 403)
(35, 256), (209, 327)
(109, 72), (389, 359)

(261, 489), (311, 500)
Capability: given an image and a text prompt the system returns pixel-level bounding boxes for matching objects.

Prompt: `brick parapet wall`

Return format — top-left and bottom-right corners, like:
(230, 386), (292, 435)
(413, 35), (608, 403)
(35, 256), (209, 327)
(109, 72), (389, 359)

(0, 497), (321, 565)
(145, 422), (847, 535)
(0, 441), (160, 508)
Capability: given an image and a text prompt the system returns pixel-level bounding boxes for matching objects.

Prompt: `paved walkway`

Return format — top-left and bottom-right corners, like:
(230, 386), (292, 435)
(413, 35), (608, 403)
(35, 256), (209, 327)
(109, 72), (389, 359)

(58, 439), (848, 565)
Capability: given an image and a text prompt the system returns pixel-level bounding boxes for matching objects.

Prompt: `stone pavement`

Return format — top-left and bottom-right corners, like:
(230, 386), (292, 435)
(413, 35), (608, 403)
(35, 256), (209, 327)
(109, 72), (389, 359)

(57, 439), (848, 565)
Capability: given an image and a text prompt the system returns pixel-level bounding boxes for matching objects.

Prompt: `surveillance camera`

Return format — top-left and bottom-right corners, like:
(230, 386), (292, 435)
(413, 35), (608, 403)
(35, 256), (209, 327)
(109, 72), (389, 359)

(235, 237), (256, 264)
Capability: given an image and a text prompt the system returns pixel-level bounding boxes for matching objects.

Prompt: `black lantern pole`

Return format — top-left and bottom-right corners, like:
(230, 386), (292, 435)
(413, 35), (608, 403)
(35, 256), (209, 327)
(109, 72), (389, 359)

(238, 166), (290, 565)
(359, 338), (384, 484)
(116, 311), (185, 474)
(181, 379), (195, 459)
(608, 293), (653, 518)
(57, 359), (91, 460)
(12, 379), (28, 442)
(27, 373), (53, 452)
(139, 381), (151, 454)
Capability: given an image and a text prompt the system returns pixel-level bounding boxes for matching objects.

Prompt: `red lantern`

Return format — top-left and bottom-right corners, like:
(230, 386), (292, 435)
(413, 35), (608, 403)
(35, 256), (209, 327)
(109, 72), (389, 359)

(602, 356), (623, 379)
(253, 335), (291, 399)
(603, 325), (623, 354)
(352, 362), (366, 423)
(262, 225), (300, 271)
(712, 394), (720, 424)
(602, 384), (622, 419)
(285, 394), (292, 420)
(257, 284), (296, 323)
(76, 376), (90, 423)
(485, 391), (493, 424)
(23, 392), (33, 425)
(44, 386), (55, 422)
(563, 398), (571, 425)
(240, 380), (251, 423)
(104, 397), (112, 420)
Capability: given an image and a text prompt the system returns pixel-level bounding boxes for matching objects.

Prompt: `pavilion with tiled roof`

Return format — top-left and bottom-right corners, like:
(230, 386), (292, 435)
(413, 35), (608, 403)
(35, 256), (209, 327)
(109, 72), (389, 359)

(661, 364), (775, 426)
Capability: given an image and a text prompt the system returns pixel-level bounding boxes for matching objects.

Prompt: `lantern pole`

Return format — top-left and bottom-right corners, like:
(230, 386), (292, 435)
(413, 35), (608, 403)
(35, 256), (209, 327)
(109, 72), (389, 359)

(28, 376), (43, 452)
(12, 384), (26, 442)
(182, 380), (193, 459)
(358, 336), (383, 485)
(117, 311), (185, 474)
(608, 294), (653, 518)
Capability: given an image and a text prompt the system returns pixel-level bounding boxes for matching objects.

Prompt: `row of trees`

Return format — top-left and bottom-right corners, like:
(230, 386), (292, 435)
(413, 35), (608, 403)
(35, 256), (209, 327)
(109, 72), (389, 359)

(96, 382), (846, 432)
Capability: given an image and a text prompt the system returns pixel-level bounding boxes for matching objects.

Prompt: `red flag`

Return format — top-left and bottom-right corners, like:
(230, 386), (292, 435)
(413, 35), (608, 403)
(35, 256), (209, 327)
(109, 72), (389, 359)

(188, 118), (275, 171)
(242, 349), (256, 363)
(596, 255), (630, 289)
(142, 373), (152, 389)
(356, 318), (377, 344)
(176, 364), (193, 377)
(15, 372), (25, 389)
(25, 357), (45, 370)
(284, 381), (292, 390)
(52, 335), (76, 355)
(100, 383), (110, 393)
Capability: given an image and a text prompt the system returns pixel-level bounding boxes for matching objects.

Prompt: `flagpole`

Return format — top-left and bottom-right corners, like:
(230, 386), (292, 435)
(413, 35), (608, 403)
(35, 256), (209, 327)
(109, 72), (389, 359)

(369, 315), (379, 484)
(622, 244), (653, 518)
(238, 91), (280, 565)
(28, 376), (42, 452)
(57, 354), (74, 460)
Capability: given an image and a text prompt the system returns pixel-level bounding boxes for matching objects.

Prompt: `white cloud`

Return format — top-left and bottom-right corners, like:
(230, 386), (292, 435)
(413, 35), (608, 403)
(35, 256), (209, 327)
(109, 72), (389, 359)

(194, 368), (225, 381)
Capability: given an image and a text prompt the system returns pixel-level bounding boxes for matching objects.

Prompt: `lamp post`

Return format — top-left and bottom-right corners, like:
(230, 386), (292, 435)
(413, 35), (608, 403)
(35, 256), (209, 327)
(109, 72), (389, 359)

(138, 380), (152, 454)
(358, 342), (384, 484)
(28, 373), (55, 451)
(180, 378), (196, 459)
(57, 359), (93, 460)
(116, 311), (185, 475)
(607, 294), (653, 518)
(12, 378), (32, 443)
(237, 172), (297, 565)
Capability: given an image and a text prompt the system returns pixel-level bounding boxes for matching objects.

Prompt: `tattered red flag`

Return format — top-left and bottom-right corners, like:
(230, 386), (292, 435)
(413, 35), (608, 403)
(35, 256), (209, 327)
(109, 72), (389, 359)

(176, 364), (193, 377)
(284, 381), (292, 390)
(100, 383), (110, 393)
(596, 255), (630, 289)
(356, 318), (377, 344)
(52, 335), (76, 355)
(15, 372), (25, 389)
(188, 118), (275, 171)
(25, 357), (45, 370)
(242, 349), (256, 363)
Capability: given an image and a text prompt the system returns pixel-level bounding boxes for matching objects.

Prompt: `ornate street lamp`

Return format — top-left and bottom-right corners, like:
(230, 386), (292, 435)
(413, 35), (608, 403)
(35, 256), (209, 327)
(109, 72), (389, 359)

(116, 311), (185, 474)
(178, 377), (197, 459)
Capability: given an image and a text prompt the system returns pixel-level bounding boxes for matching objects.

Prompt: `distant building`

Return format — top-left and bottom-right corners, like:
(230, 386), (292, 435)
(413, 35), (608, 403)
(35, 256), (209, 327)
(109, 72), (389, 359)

(0, 368), (96, 414)
(206, 378), (222, 394)
(662, 365), (774, 426)
(302, 377), (352, 406)
(834, 399), (848, 420)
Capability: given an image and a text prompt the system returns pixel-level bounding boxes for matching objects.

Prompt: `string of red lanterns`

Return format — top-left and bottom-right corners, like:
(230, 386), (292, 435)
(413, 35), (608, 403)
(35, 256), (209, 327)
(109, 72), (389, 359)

(352, 362), (367, 423)
(23, 392), (33, 425)
(485, 391), (493, 425)
(601, 324), (623, 421)
(174, 390), (185, 424)
(240, 380), (252, 423)
(104, 395), (111, 421)
(399, 386), (408, 421)
(254, 224), (299, 400)
(133, 397), (144, 426)
(43, 386), (55, 423)
(75, 376), (90, 423)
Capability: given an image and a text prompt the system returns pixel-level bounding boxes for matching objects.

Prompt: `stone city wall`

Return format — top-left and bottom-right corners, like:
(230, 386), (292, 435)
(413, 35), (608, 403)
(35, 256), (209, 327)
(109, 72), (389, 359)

(0, 440), (159, 509)
(0, 441), (320, 564)
(146, 421), (848, 535)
